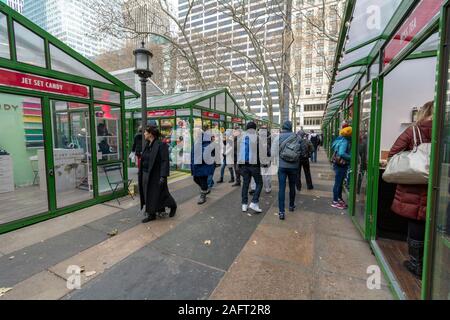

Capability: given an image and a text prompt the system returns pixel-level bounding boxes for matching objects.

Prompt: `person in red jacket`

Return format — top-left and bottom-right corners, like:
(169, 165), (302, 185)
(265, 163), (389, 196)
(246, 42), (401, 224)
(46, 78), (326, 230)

(388, 101), (433, 278)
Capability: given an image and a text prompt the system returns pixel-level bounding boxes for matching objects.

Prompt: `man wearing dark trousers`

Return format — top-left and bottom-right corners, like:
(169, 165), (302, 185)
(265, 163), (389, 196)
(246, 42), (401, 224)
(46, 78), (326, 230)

(239, 122), (263, 213)
(296, 130), (314, 191)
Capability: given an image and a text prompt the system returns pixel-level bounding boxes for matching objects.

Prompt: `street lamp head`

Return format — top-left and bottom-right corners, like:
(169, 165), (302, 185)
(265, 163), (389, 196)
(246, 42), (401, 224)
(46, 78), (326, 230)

(133, 41), (153, 79)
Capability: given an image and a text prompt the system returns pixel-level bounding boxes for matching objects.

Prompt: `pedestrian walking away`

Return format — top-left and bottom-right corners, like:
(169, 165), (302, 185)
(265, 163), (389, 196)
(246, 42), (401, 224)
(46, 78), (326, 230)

(277, 121), (302, 220)
(239, 121), (263, 213)
(309, 130), (320, 163)
(139, 125), (177, 223)
(191, 126), (215, 205)
(296, 130), (314, 191)
(218, 131), (235, 184)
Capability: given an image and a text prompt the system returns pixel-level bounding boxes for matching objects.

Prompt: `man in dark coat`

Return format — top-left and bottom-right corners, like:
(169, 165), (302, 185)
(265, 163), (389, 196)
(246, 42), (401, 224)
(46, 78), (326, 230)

(139, 126), (177, 223)
(191, 127), (215, 204)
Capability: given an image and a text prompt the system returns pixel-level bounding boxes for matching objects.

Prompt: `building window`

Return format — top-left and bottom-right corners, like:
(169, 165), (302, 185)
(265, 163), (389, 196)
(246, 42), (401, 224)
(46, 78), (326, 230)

(305, 88), (311, 95)
(316, 87), (322, 95)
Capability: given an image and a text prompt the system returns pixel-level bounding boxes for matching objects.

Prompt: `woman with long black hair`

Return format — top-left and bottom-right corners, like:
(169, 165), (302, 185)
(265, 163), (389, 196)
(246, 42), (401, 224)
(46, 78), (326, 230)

(139, 125), (177, 223)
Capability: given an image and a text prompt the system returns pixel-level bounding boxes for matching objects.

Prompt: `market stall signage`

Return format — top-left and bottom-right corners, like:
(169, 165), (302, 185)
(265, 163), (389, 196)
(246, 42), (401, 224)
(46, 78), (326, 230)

(202, 111), (220, 119)
(0, 68), (89, 98)
(384, 0), (443, 65)
(231, 117), (243, 123)
(147, 109), (175, 117)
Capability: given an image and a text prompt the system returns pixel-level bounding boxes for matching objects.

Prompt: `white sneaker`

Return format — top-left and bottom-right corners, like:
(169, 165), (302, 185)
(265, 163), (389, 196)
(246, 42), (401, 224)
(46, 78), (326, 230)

(249, 202), (262, 213)
(265, 188), (272, 194)
(242, 204), (248, 212)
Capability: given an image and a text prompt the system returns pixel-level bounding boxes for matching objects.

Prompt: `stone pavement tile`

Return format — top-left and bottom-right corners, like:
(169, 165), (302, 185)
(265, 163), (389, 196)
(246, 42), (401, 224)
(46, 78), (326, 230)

(210, 254), (312, 300)
(261, 208), (317, 230)
(49, 224), (158, 284)
(84, 205), (143, 234)
(150, 187), (269, 271)
(316, 233), (387, 285)
(313, 270), (392, 300)
(240, 224), (314, 269)
(0, 226), (107, 287)
(298, 195), (341, 215)
(315, 213), (364, 242)
(0, 204), (121, 255)
(64, 246), (224, 300)
(0, 271), (69, 300)
(300, 189), (333, 199)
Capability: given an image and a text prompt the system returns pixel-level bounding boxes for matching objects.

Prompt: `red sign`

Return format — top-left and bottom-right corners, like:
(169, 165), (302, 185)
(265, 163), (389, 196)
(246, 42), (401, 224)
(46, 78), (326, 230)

(0, 68), (89, 98)
(231, 117), (243, 123)
(384, 0), (443, 65)
(202, 111), (220, 119)
(147, 109), (175, 117)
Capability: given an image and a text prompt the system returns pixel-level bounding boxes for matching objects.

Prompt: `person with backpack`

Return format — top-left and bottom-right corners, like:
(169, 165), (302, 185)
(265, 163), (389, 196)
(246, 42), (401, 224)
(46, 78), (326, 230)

(277, 121), (303, 220)
(331, 126), (352, 209)
(296, 130), (314, 191)
(309, 130), (320, 163)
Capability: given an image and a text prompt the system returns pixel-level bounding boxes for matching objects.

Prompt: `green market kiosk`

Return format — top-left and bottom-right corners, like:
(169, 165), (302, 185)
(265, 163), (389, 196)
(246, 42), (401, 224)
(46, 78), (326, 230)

(323, 0), (449, 299)
(123, 88), (249, 172)
(0, 4), (139, 234)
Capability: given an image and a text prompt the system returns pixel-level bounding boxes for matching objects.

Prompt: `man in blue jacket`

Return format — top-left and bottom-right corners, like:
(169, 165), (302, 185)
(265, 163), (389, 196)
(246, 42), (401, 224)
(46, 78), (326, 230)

(331, 126), (352, 209)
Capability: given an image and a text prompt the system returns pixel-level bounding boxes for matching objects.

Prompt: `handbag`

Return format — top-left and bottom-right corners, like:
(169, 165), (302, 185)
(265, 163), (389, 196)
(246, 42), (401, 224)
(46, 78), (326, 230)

(331, 151), (348, 166)
(382, 126), (431, 185)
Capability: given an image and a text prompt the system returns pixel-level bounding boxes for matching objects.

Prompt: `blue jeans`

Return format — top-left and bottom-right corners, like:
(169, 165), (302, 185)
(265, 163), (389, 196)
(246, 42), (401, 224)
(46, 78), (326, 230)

(241, 165), (263, 204)
(333, 164), (348, 202)
(311, 147), (318, 163)
(208, 167), (216, 189)
(278, 168), (297, 213)
(220, 163), (235, 180)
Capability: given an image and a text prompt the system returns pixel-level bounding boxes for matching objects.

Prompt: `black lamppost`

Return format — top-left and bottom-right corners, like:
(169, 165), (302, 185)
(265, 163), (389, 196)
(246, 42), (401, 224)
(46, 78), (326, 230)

(133, 41), (153, 151)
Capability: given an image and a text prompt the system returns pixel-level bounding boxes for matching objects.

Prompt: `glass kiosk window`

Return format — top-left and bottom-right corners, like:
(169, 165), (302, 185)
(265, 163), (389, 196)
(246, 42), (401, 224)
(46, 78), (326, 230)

(0, 12), (9, 59)
(50, 101), (93, 208)
(356, 87), (371, 231)
(0, 93), (48, 225)
(429, 37), (450, 299)
(95, 105), (123, 195)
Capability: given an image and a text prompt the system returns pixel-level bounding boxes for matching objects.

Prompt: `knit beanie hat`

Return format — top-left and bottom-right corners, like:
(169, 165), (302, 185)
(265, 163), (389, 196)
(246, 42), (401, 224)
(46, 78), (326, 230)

(340, 126), (352, 137)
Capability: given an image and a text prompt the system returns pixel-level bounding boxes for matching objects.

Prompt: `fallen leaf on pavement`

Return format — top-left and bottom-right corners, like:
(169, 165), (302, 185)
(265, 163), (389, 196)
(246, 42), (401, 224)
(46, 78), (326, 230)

(252, 241), (257, 245)
(204, 240), (212, 246)
(85, 271), (96, 277)
(107, 229), (118, 237)
(247, 214), (252, 217)
(9, 256), (14, 260)
(0, 287), (12, 297)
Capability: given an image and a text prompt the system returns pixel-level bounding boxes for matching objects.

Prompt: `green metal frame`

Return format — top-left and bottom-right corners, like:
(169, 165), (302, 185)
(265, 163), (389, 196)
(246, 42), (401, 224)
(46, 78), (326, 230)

(421, 0), (450, 300)
(0, 4), (137, 234)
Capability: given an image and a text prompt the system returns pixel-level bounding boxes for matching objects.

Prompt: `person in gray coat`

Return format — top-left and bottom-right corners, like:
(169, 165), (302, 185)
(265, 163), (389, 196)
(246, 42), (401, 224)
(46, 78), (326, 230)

(277, 121), (303, 220)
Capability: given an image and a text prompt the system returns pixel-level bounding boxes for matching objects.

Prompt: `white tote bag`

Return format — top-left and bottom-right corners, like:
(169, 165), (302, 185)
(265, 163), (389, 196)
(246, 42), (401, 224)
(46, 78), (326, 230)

(382, 126), (431, 185)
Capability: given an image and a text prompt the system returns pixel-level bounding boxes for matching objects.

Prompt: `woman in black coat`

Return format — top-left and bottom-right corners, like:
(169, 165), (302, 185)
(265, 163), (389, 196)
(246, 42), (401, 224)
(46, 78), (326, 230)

(139, 125), (177, 223)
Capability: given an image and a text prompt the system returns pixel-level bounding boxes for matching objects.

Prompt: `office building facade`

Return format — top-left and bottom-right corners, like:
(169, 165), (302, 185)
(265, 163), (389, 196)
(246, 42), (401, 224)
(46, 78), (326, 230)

(291, 0), (343, 132)
(23, 0), (124, 58)
(0, 0), (23, 13)
(177, 0), (285, 123)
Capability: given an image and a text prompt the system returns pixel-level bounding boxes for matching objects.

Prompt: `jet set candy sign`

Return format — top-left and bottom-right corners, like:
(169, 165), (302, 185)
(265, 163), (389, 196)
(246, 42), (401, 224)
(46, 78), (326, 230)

(0, 68), (89, 98)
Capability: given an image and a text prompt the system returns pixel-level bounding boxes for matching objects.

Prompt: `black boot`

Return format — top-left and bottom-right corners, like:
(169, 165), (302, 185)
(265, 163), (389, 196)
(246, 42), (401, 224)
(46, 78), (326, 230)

(198, 191), (207, 205)
(142, 214), (156, 223)
(169, 206), (177, 217)
(218, 178), (224, 183)
(403, 238), (424, 279)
